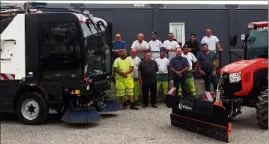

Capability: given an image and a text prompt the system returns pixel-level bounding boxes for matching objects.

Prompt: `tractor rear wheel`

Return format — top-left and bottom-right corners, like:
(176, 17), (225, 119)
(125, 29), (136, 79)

(256, 89), (268, 129)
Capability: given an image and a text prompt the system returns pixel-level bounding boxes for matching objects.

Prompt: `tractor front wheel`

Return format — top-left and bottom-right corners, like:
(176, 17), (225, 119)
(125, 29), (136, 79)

(256, 89), (268, 129)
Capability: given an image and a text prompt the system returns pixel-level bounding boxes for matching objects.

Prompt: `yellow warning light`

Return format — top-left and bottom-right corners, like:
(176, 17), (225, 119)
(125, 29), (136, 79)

(74, 90), (80, 95)
(71, 91), (75, 94)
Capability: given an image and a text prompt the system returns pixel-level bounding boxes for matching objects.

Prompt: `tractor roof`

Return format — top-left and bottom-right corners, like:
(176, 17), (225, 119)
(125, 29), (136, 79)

(248, 21), (268, 28)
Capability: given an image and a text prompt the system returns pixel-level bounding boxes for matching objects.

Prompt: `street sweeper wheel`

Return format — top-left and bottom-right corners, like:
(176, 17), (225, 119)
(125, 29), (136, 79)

(16, 92), (48, 125)
(256, 89), (268, 129)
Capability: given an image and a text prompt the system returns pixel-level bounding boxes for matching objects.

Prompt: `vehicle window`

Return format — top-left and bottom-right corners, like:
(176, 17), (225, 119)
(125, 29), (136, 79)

(80, 22), (92, 37)
(80, 21), (98, 37)
(86, 30), (112, 77)
(247, 29), (268, 49)
(88, 22), (98, 35)
(246, 28), (268, 58)
(41, 23), (81, 80)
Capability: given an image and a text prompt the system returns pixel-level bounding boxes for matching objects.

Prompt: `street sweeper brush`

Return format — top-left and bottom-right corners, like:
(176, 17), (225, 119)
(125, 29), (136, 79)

(61, 106), (101, 124)
(165, 84), (232, 142)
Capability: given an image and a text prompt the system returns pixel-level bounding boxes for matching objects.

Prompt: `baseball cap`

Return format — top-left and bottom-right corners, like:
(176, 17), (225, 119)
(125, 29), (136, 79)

(152, 31), (158, 35)
(201, 43), (208, 47)
(183, 45), (188, 48)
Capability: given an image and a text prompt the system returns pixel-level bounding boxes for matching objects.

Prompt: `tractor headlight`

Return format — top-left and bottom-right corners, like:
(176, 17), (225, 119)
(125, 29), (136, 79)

(229, 72), (241, 83)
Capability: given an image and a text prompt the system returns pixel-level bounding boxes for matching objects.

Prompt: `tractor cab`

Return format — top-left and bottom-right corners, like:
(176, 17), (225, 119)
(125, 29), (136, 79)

(230, 21), (268, 60)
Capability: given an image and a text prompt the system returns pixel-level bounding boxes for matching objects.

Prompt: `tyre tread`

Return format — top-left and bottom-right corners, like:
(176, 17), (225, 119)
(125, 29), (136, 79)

(256, 89), (268, 129)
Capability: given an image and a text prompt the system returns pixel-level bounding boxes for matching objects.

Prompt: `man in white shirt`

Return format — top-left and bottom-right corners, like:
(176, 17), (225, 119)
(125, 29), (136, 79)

(131, 33), (149, 60)
(155, 51), (170, 97)
(201, 29), (223, 52)
(162, 33), (180, 60)
(148, 31), (163, 60)
(180, 45), (199, 96)
(127, 49), (141, 105)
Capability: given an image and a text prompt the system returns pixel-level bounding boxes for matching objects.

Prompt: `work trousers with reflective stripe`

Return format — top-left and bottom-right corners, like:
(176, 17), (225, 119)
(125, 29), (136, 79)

(133, 78), (140, 101)
(157, 81), (168, 97)
(156, 73), (169, 97)
(177, 71), (196, 96)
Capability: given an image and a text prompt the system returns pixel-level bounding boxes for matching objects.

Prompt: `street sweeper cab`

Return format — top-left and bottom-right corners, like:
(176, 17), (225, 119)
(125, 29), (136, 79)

(164, 21), (268, 142)
(0, 2), (120, 125)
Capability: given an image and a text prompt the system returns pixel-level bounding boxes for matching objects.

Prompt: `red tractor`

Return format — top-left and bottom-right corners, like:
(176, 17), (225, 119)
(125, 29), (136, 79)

(221, 21), (268, 129)
(164, 21), (268, 142)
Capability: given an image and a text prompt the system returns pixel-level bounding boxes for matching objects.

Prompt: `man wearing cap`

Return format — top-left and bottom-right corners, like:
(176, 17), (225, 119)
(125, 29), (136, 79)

(127, 49), (141, 105)
(131, 33), (149, 60)
(148, 31), (163, 60)
(162, 33), (181, 60)
(180, 45), (199, 96)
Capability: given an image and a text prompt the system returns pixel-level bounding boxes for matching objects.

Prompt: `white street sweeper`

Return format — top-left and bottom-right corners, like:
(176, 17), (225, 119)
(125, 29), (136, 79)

(0, 2), (120, 125)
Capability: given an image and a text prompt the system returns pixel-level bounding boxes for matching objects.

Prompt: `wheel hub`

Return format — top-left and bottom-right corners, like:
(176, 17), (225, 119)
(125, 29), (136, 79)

(21, 99), (40, 120)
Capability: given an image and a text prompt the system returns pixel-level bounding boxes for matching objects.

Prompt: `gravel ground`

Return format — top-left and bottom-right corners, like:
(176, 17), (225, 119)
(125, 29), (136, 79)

(1, 104), (268, 144)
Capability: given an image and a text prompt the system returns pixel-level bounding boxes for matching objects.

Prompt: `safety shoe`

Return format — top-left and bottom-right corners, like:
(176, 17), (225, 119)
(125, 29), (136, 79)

(122, 101), (128, 110)
(122, 105), (127, 110)
(142, 105), (148, 108)
(130, 102), (139, 110)
(134, 101), (140, 106)
(125, 100), (130, 106)
(151, 105), (157, 108)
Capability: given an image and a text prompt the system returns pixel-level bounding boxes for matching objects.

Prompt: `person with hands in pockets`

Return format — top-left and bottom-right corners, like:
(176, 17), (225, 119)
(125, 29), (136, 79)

(113, 49), (139, 110)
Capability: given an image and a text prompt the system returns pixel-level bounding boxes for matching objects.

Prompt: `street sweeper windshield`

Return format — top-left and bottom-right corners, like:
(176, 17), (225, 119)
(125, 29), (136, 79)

(79, 18), (111, 78)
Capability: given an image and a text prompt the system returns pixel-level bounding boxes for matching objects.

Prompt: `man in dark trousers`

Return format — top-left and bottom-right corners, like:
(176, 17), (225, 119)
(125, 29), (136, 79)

(138, 52), (159, 108)
(185, 33), (199, 56)
(169, 48), (190, 97)
(197, 43), (219, 91)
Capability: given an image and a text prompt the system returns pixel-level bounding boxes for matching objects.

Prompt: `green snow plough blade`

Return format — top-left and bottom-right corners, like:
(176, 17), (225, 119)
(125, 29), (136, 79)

(165, 94), (232, 143)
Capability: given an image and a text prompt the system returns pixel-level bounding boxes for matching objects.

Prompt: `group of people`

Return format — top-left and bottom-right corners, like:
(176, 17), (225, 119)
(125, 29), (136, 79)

(112, 29), (223, 110)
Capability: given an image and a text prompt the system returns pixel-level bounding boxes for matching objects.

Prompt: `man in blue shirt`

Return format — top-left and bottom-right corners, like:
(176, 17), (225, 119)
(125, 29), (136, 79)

(169, 48), (190, 97)
(197, 43), (219, 92)
(112, 34), (127, 61)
